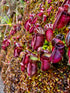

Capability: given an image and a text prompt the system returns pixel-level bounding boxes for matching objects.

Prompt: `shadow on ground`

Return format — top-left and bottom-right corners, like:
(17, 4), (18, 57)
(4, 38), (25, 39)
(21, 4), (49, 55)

(0, 68), (4, 93)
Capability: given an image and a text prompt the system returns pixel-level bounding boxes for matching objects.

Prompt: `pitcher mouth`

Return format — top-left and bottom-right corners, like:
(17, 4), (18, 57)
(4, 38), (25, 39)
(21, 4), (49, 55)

(55, 43), (65, 49)
(56, 34), (64, 40)
(63, 11), (70, 16)
(52, 38), (65, 49)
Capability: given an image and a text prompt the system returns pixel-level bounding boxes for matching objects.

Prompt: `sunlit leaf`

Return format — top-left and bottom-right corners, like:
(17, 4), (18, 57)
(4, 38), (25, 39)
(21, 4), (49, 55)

(30, 56), (38, 61)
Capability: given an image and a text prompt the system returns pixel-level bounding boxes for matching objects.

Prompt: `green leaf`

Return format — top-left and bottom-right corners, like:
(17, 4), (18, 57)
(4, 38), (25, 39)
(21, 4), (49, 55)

(20, 0), (23, 3)
(38, 62), (41, 69)
(30, 56), (38, 61)
(1, 16), (12, 26)
(43, 53), (51, 57)
(42, 45), (47, 50)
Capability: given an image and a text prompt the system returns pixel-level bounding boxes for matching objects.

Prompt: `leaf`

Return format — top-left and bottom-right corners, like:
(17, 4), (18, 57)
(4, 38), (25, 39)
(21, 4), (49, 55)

(20, 0), (24, 4)
(44, 40), (49, 45)
(38, 62), (41, 69)
(30, 56), (38, 61)
(43, 53), (51, 57)
(1, 16), (12, 26)
(42, 45), (47, 50)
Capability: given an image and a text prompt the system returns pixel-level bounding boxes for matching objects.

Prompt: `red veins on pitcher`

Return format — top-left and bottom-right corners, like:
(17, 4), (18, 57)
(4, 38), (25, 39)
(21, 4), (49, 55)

(40, 55), (50, 71)
(27, 62), (37, 76)
(53, 1), (70, 30)
(50, 38), (65, 63)
(14, 43), (23, 57)
(66, 30), (70, 65)
(45, 28), (53, 42)
(66, 31), (70, 47)
(31, 33), (44, 50)
(2, 39), (10, 50)
(21, 53), (37, 76)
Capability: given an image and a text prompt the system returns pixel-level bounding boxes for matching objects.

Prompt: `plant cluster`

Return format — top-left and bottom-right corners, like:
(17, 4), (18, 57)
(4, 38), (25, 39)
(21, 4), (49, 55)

(2, 0), (70, 76)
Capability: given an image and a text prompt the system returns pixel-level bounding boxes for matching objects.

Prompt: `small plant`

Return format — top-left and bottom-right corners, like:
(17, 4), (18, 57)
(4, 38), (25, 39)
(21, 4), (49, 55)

(1, 16), (12, 25)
